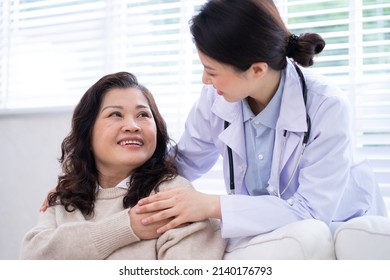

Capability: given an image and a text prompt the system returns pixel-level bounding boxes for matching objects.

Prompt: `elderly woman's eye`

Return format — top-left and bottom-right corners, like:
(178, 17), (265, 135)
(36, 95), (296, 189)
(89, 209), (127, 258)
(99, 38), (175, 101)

(138, 111), (151, 118)
(109, 111), (122, 118)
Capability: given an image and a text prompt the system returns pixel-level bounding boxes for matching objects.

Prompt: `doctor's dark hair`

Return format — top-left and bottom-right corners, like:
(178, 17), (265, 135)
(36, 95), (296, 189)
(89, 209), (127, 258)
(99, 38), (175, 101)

(48, 72), (177, 216)
(190, 0), (325, 71)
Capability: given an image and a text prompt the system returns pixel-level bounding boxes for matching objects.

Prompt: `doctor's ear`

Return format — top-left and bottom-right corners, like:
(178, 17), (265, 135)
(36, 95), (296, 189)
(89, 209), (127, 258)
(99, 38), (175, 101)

(250, 62), (268, 78)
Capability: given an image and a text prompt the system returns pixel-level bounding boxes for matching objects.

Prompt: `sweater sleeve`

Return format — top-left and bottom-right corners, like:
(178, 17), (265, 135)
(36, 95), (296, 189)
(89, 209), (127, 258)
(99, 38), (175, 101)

(20, 206), (140, 259)
(156, 219), (226, 260)
(155, 175), (227, 259)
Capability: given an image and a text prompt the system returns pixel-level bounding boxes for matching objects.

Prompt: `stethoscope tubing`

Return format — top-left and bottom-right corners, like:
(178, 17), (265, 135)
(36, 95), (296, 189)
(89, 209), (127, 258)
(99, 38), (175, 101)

(224, 63), (311, 197)
(224, 120), (235, 195)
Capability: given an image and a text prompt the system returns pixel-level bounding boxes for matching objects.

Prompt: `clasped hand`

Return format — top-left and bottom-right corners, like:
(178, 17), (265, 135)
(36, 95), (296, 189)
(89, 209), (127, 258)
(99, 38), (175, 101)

(135, 187), (221, 234)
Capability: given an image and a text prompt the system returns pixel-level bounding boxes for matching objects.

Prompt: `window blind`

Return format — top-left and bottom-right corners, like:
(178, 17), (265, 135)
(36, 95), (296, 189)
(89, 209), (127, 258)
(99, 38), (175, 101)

(2, 0), (109, 108)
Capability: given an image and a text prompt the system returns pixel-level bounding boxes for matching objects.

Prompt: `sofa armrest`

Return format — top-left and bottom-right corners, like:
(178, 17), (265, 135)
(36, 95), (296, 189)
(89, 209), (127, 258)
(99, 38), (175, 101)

(334, 215), (390, 260)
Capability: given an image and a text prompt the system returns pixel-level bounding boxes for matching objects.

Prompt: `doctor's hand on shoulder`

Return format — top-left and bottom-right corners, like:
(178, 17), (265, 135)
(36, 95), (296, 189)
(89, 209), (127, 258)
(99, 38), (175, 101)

(40, 186), (221, 235)
(135, 188), (221, 234)
(129, 204), (172, 239)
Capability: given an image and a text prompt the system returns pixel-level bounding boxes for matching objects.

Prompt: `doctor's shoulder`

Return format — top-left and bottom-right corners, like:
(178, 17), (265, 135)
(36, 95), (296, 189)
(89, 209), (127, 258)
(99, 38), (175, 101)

(304, 69), (351, 110)
(304, 68), (346, 99)
(298, 71), (353, 139)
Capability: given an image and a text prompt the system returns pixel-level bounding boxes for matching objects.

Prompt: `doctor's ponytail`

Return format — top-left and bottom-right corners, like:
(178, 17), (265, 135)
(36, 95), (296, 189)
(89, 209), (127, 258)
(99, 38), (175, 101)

(286, 33), (326, 67)
(190, 0), (325, 71)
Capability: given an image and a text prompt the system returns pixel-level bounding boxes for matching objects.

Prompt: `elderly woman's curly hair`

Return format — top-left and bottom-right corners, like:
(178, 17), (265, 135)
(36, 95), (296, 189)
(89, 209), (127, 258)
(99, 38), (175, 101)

(48, 72), (178, 216)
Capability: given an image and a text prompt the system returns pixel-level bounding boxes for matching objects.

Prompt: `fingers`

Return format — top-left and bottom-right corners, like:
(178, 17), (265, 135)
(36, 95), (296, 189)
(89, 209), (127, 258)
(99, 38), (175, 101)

(136, 199), (171, 215)
(134, 188), (195, 234)
(130, 206), (173, 239)
(156, 217), (185, 234)
(138, 188), (177, 206)
(137, 189), (181, 214)
(136, 201), (161, 213)
(139, 207), (190, 234)
(139, 207), (177, 226)
(40, 187), (56, 212)
(40, 200), (49, 212)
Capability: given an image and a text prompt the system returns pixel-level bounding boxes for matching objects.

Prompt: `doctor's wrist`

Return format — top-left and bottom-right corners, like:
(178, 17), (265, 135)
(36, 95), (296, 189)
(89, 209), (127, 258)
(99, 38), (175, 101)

(205, 194), (222, 220)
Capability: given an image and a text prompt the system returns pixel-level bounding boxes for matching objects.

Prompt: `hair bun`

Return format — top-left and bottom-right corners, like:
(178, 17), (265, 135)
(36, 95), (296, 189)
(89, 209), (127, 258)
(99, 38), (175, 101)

(286, 34), (299, 57)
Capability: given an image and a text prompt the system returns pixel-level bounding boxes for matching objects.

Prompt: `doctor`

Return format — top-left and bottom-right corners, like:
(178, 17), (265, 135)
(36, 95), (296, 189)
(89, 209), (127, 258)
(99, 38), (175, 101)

(136, 0), (388, 241)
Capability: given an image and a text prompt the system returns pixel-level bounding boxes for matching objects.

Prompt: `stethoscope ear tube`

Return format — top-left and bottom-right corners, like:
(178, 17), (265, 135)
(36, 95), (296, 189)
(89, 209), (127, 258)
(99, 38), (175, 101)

(293, 63), (311, 145)
(224, 121), (235, 194)
(303, 114), (311, 145)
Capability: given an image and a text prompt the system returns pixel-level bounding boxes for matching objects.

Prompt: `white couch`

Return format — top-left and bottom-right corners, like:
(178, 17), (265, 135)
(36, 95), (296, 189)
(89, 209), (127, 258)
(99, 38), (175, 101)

(223, 216), (390, 260)
(334, 216), (390, 259)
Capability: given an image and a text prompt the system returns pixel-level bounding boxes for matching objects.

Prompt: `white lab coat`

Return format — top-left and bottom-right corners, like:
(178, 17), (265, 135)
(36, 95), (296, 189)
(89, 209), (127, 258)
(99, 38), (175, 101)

(175, 59), (387, 238)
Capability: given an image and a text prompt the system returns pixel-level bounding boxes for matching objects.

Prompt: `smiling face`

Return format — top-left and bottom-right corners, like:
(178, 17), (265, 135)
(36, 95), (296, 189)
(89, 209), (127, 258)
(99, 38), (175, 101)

(91, 87), (157, 181)
(198, 49), (280, 112)
(198, 49), (255, 103)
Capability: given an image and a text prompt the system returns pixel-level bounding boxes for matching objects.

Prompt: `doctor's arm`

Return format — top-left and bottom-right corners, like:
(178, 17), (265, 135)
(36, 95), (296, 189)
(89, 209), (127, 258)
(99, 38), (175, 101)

(211, 95), (353, 238)
(138, 95), (353, 237)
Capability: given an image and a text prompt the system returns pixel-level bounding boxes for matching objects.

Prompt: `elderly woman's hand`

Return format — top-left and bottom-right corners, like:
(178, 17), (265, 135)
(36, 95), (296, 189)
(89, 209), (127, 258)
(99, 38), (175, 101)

(39, 187), (56, 212)
(135, 188), (221, 234)
(129, 205), (173, 240)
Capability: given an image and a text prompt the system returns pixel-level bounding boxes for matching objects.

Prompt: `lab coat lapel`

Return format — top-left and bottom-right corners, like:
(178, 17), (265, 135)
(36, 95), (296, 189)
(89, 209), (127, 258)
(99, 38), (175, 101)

(212, 96), (246, 161)
(269, 129), (302, 193)
(278, 131), (302, 170)
(278, 60), (308, 133)
(269, 60), (309, 191)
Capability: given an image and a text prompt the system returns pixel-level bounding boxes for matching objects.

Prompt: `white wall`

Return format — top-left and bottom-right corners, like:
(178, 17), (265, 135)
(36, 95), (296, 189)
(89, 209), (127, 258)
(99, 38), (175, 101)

(0, 109), (72, 259)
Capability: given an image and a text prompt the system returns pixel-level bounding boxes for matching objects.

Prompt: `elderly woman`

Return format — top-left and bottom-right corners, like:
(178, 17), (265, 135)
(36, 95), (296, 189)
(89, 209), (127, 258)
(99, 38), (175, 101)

(20, 72), (226, 260)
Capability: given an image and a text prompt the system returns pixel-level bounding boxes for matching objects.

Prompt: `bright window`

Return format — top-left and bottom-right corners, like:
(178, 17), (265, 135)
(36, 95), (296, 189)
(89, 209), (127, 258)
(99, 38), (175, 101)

(0, 0), (389, 210)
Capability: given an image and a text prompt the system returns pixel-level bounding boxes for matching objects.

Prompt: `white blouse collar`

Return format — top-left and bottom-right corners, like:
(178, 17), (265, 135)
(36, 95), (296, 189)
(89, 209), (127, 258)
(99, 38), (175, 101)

(97, 176), (131, 191)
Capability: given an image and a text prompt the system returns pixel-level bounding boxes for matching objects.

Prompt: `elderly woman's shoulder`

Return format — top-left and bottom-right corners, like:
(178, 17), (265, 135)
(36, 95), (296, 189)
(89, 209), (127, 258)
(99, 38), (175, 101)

(158, 175), (194, 191)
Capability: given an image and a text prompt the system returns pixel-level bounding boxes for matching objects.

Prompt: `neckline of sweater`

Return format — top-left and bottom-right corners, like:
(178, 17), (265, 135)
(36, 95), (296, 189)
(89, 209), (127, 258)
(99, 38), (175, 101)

(96, 187), (128, 199)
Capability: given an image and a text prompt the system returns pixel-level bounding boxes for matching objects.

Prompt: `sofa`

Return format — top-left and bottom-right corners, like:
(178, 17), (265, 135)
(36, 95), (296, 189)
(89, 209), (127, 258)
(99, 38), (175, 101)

(334, 215), (390, 259)
(223, 216), (390, 260)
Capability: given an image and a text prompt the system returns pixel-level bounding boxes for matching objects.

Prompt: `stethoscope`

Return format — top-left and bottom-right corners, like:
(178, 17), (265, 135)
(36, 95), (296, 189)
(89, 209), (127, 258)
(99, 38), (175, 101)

(224, 63), (311, 197)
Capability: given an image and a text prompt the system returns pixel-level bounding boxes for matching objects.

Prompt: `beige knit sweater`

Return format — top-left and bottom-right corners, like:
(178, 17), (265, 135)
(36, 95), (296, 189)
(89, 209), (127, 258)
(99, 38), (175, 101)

(20, 176), (226, 260)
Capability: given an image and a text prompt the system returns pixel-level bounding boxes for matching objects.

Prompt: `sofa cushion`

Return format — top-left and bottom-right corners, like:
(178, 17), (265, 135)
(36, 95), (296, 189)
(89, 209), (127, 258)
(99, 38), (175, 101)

(334, 215), (390, 259)
(224, 219), (335, 260)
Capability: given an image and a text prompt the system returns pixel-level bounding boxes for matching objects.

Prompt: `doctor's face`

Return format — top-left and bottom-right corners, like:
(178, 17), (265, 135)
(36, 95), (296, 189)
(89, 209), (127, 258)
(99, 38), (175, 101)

(198, 50), (257, 103)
